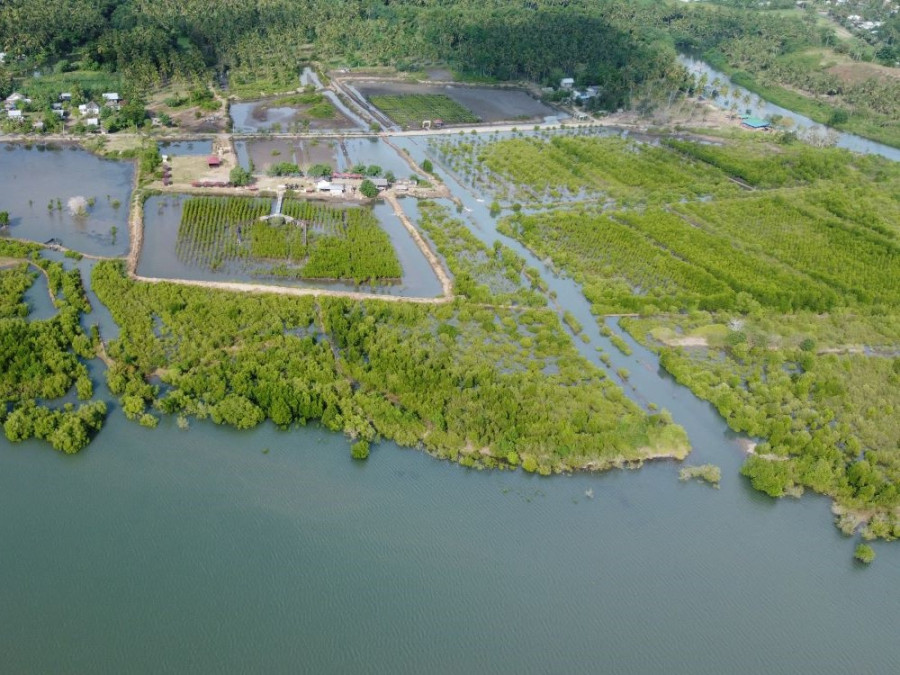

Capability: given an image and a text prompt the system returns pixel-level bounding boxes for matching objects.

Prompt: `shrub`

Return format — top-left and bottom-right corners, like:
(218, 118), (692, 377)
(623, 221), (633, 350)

(854, 543), (875, 564)
(351, 440), (370, 460)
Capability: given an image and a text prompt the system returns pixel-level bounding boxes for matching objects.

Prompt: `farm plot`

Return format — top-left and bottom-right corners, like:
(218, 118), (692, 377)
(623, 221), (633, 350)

(354, 81), (556, 123)
(175, 196), (401, 282)
(369, 94), (478, 128)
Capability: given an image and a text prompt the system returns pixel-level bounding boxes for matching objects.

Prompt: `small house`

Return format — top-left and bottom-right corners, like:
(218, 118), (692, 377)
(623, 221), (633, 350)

(53, 109), (66, 117)
(371, 178), (389, 191)
(207, 155), (222, 168)
(102, 93), (120, 103)
(433, 119), (444, 129)
(85, 117), (100, 127)
(32, 120), (44, 131)
(79, 101), (100, 116)
(4, 92), (25, 110)
(59, 93), (72, 101)
(560, 77), (575, 90)
(7, 109), (23, 121)
(329, 184), (345, 195)
(741, 116), (770, 130)
(316, 179), (332, 192)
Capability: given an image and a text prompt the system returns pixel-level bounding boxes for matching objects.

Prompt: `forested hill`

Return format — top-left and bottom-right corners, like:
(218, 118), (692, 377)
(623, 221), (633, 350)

(0, 0), (683, 107)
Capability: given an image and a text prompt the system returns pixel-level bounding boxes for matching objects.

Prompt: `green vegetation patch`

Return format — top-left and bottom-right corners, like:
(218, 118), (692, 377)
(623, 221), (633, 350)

(0, 254), (108, 454)
(435, 135), (742, 206)
(483, 132), (900, 538)
(174, 196), (401, 282)
(369, 94), (478, 128)
(416, 201), (545, 307)
(624, 310), (900, 538)
(91, 260), (688, 472)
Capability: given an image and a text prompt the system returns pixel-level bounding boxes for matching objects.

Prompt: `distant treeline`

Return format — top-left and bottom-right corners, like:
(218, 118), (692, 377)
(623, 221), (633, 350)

(0, 0), (685, 109)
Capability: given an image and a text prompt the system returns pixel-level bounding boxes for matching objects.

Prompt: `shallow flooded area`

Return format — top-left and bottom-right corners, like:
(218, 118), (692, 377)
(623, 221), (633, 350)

(234, 138), (342, 173)
(344, 137), (414, 178)
(230, 98), (360, 133)
(138, 194), (442, 298)
(352, 81), (560, 124)
(0, 143), (133, 256)
(158, 139), (213, 157)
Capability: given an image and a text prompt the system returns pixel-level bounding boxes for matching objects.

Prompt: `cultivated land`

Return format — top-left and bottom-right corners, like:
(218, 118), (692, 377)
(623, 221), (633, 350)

(350, 81), (558, 124)
(369, 94), (479, 128)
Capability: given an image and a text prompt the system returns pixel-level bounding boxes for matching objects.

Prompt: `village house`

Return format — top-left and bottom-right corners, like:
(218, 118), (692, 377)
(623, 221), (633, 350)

(560, 77), (575, 90)
(102, 93), (120, 109)
(85, 117), (100, 127)
(5, 92), (27, 110)
(740, 115), (770, 131)
(370, 178), (389, 191)
(79, 101), (101, 116)
(316, 179), (332, 191)
(7, 109), (24, 122)
(331, 178), (360, 193)
(59, 93), (72, 101)
(207, 155), (222, 168)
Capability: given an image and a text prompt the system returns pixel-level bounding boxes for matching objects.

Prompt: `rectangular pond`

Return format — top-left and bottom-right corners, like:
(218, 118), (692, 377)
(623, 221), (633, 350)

(0, 143), (134, 257)
(351, 81), (561, 124)
(230, 98), (361, 133)
(139, 194), (442, 298)
(158, 140), (214, 157)
(234, 138), (341, 174)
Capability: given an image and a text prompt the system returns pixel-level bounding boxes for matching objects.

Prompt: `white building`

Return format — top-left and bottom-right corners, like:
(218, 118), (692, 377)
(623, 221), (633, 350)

(560, 78), (575, 90)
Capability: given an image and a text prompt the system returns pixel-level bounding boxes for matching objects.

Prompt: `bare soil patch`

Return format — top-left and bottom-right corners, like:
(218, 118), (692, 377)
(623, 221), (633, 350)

(827, 62), (900, 85)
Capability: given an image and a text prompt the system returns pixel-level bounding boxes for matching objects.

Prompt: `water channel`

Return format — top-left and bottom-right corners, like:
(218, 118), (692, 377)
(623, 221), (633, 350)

(678, 53), (900, 161)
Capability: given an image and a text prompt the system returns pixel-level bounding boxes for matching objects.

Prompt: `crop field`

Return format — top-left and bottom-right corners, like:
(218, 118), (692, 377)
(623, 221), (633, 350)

(175, 197), (401, 281)
(369, 94), (479, 128)
(355, 81), (554, 123)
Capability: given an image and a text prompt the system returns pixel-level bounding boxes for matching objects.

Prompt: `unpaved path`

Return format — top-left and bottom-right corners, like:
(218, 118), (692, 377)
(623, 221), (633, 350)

(131, 274), (453, 304)
(383, 191), (454, 298)
(126, 188), (143, 275)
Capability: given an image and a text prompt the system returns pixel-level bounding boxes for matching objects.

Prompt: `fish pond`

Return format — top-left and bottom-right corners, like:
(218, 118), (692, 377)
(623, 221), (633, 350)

(138, 194), (443, 298)
(230, 94), (361, 133)
(0, 143), (133, 256)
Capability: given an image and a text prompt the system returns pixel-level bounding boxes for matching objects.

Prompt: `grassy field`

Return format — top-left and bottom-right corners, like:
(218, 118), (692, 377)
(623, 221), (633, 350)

(369, 94), (479, 127)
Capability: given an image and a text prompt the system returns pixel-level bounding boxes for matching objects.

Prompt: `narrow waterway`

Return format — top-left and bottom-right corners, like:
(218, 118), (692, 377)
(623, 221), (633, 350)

(396, 134), (755, 473)
(678, 53), (900, 161)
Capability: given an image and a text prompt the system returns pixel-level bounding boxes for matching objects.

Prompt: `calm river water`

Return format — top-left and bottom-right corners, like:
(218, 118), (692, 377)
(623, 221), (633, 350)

(2, 398), (899, 674)
(2, 83), (900, 672)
